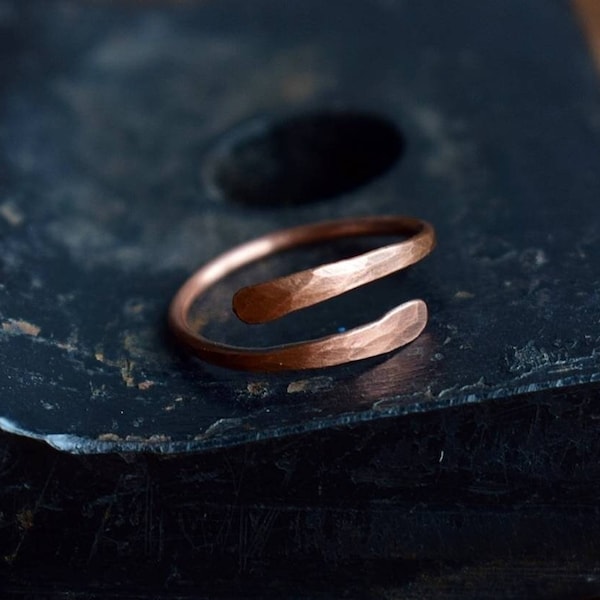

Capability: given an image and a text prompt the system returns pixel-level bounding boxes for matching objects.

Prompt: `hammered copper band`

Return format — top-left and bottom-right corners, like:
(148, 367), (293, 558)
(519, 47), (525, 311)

(168, 216), (436, 371)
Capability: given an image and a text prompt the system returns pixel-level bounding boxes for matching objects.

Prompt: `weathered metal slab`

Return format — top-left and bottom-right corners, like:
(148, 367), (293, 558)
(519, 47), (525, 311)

(1, 0), (599, 454)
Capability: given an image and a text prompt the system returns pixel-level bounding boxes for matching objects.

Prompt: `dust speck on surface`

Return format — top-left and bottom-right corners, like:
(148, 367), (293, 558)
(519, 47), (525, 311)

(2, 319), (41, 337)
(454, 290), (475, 300)
(246, 381), (270, 397)
(16, 509), (34, 530)
(97, 433), (121, 442)
(164, 396), (183, 411)
(55, 340), (78, 352)
(147, 434), (170, 443)
(120, 362), (136, 388)
(520, 248), (548, 270)
(137, 380), (155, 391)
(0, 202), (24, 226)
(287, 376), (333, 394)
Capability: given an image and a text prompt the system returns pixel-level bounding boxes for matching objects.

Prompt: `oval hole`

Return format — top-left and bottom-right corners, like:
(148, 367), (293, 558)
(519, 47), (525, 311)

(204, 111), (404, 207)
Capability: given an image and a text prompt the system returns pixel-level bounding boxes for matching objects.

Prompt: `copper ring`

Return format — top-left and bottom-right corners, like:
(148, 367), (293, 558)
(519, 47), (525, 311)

(169, 215), (436, 371)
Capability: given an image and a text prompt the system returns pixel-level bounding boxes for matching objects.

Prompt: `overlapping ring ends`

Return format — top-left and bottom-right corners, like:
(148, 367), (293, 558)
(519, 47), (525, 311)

(168, 215), (436, 372)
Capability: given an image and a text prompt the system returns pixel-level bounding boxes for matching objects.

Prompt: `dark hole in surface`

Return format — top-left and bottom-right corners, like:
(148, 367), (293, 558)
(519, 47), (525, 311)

(205, 111), (404, 207)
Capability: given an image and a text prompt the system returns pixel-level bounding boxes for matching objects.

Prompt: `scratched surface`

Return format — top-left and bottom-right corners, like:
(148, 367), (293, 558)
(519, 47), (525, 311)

(2, 386), (600, 597)
(1, 0), (600, 454)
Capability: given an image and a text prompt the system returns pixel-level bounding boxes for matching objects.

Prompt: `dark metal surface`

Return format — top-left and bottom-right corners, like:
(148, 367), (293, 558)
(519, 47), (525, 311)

(2, 385), (600, 598)
(1, 1), (599, 457)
